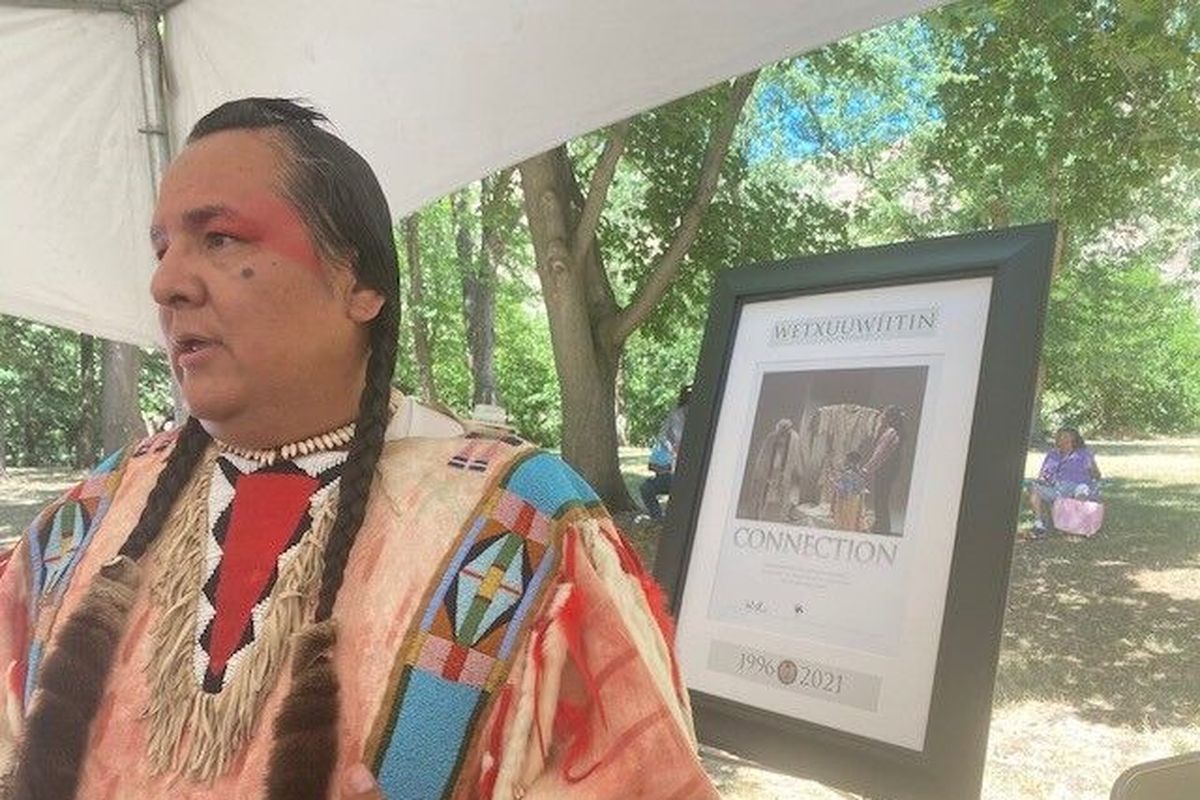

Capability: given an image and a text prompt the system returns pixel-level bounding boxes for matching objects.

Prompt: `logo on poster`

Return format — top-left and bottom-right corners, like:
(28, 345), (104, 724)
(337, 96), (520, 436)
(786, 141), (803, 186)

(771, 306), (939, 346)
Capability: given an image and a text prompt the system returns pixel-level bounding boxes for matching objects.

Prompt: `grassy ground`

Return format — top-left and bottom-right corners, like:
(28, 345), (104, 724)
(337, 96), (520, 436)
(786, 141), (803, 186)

(621, 440), (1200, 799)
(0, 466), (82, 542)
(977, 440), (1200, 800)
(0, 441), (1195, 798)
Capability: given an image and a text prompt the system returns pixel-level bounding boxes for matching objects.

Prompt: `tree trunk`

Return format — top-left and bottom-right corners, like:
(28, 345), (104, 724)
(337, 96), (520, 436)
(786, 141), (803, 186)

(20, 399), (33, 467)
(76, 333), (98, 467)
(404, 213), (439, 404)
(988, 198), (1011, 229)
(614, 363), (629, 448)
(456, 190), (500, 407)
(519, 148), (631, 508)
(1028, 225), (1066, 443)
(518, 73), (758, 510)
(0, 403), (7, 477)
(101, 339), (144, 453)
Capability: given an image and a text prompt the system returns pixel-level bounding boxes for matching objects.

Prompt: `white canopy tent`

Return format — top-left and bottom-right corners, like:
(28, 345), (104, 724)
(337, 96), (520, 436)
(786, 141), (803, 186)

(0, 0), (943, 347)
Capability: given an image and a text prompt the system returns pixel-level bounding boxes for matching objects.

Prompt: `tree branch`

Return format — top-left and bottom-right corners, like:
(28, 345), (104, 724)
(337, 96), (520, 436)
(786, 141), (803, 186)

(480, 168), (518, 266)
(549, 146), (620, 322)
(572, 119), (631, 261)
(405, 212), (439, 404)
(483, 167), (516, 219)
(801, 94), (843, 160)
(610, 71), (759, 346)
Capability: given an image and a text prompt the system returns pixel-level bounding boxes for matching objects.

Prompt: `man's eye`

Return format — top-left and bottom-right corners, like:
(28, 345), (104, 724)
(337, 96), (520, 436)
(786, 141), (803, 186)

(205, 232), (237, 249)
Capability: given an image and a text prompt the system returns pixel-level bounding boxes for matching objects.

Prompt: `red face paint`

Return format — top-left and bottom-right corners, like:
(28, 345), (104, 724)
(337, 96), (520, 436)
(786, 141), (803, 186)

(231, 194), (324, 276)
(184, 198), (322, 277)
(155, 129), (326, 278)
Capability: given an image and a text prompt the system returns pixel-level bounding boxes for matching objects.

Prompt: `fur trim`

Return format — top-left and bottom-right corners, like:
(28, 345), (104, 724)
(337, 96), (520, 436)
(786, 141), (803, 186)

(143, 453), (340, 781)
(265, 620), (339, 800)
(12, 556), (142, 800)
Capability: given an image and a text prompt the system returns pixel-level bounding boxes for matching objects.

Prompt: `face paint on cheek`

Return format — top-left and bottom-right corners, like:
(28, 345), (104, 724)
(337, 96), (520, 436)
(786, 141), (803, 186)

(243, 195), (325, 276)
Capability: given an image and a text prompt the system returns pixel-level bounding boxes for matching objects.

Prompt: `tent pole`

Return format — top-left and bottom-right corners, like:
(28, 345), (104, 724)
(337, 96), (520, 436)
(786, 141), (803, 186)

(132, 3), (170, 192)
(132, 1), (187, 424)
(0, 1), (184, 12)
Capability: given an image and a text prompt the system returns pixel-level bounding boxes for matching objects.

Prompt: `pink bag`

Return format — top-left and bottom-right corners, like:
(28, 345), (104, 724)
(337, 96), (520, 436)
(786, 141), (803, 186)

(1052, 497), (1105, 537)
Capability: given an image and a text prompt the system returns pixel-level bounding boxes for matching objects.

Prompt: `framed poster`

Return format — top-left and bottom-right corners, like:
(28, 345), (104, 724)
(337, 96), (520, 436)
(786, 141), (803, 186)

(654, 224), (1057, 800)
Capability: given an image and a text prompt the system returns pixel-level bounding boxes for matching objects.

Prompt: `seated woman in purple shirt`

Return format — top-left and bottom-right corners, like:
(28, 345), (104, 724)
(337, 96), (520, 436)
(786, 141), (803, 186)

(1024, 426), (1102, 537)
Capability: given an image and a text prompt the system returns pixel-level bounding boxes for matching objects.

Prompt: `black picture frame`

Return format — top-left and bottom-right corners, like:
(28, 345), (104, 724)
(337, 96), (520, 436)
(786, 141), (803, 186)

(653, 224), (1057, 800)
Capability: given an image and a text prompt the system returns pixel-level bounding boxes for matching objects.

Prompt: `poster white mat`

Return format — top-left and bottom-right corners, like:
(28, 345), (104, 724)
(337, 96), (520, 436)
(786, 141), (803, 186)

(676, 276), (993, 750)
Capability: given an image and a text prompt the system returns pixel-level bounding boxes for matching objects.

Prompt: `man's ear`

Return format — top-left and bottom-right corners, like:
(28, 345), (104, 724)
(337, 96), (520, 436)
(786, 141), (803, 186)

(347, 284), (385, 323)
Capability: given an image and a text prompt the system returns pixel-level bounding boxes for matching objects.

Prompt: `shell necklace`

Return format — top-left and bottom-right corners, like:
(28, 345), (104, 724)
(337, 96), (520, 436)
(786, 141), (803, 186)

(213, 421), (356, 466)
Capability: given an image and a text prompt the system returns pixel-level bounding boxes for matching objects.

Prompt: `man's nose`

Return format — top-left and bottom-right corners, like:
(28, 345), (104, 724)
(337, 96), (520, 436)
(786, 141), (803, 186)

(150, 243), (206, 308)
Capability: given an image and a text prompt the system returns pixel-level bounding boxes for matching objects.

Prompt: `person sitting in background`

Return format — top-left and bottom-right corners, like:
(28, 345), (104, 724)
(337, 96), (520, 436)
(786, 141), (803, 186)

(1024, 426), (1102, 538)
(639, 385), (691, 521)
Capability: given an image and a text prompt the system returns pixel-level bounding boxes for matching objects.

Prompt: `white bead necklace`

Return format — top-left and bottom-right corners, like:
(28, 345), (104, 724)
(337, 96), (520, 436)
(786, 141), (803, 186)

(214, 421), (356, 466)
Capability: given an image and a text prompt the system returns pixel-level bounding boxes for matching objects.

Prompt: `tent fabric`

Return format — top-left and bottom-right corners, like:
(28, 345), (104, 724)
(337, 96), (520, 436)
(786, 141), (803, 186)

(1, 0), (941, 345)
(0, 7), (158, 345)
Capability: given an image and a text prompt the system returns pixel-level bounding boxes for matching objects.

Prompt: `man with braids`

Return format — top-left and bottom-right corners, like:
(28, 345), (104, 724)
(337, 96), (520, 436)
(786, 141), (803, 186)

(0, 99), (715, 800)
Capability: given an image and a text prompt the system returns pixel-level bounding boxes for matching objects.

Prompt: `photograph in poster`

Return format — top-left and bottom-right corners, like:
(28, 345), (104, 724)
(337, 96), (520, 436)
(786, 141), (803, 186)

(737, 365), (927, 536)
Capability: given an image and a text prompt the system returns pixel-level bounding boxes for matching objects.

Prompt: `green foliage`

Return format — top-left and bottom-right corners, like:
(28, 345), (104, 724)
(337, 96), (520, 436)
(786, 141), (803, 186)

(139, 351), (176, 429)
(586, 83), (848, 439)
(748, 19), (961, 243)
(493, 285), (562, 446)
(396, 192), (563, 446)
(0, 317), (80, 465)
(621, 326), (704, 446)
(748, 3), (1200, 438)
(396, 199), (473, 412)
(1042, 257), (1200, 435)
(926, 0), (1200, 241)
(922, 1), (1200, 437)
(0, 316), (176, 466)
(599, 87), (850, 339)
(752, 24), (938, 155)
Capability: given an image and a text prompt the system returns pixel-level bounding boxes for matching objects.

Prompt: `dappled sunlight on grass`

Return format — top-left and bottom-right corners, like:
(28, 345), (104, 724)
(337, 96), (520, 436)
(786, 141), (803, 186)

(0, 467), (80, 502)
(702, 747), (852, 800)
(983, 700), (1200, 800)
(1002, 475), (1200, 729)
(1130, 566), (1200, 602)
